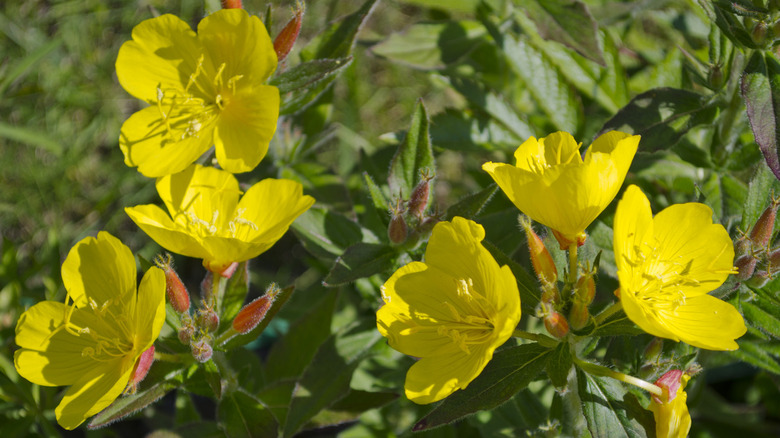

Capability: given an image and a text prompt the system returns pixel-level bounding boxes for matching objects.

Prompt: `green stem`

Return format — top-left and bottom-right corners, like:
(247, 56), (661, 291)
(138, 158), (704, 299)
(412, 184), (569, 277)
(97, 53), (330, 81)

(568, 242), (578, 284)
(214, 327), (239, 347)
(593, 301), (623, 326)
(154, 352), (193, 364)
(573, 357), (662, 397)
(211, 272), (227, 313)
(513, 329), (559, 348)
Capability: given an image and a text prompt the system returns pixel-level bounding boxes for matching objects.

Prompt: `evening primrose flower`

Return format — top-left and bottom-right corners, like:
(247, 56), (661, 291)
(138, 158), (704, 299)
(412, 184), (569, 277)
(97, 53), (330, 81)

(116, 8), (279, 177)
(377, 217), (521, 404)
(613, 185), (746, 350)
(483, 131), (638, 247)
(125, 164), (314, 273)
(14, 232), (165, 430)
(649, 370), (691, 438)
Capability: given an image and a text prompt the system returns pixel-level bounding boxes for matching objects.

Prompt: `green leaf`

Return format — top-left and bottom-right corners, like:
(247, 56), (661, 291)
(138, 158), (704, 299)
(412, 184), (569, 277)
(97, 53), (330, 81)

(363, 172), (389, 211)
(264, 291), (338, 382)
(400, 0), (479, 12)
(599, 87), (716, 152)
(220, 285), (295, 351)
(445, 184), (499, 221)
(291, 207), (365, 259)
(324, 243), (397, 287)
(88, 377), (180, 429)
(413, 343), (552, 431)
(518, 0), (605, 66)
(203, 357), (224, 399)
(742, 300), (780, 339)
(271, 57), (353, 94)
(504, 34), (581, 133)
(371, 21), (487, 70)
(706, 1), (762, 49)
(547, 342), (573, 388)
(218, 389), (279, 438)
(592, 312), (643, 337)
(577, 369), (649, 438)
(388, 100), (435, 200)
(0, 122), (63, 156)
(741, 166), (780, 231)
(742, 51), (780, 180)
(282, 325), (381, 437)
(729, 340), (780, 374)
(220, 262), (249, 327)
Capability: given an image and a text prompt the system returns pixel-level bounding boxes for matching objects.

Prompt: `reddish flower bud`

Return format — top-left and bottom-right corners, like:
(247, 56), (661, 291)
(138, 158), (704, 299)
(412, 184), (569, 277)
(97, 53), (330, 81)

(407, 171), (433, 219)
(197, 307), (220, 333)
(126, 346), (155, 394)
(653, 369), (684, 404)
(574, 274), (596, 305)
(155, 254), (190, 313)
(521, 217), (557, 284)
(191, 339), (213, 363)
(544, 311), (569, 338)
(232, 285), (280, 334)
(747, 269), (771, 288)
(220, 0), (243, 9)
(540, 282), (561, 305)
(750, 201), (777, 249)
(568, 301), (590, 330)
(178, 325), (194, 345)
(735, 255), (758, 281)
(274, 2), (304, 62)
(388, 214), (408, 245)
(768, 247), (780, 274)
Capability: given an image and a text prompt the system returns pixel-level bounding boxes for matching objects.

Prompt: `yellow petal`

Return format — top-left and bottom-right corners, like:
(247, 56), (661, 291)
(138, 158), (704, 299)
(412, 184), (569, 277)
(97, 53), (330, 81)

(61, 232), (136, 308)
(115, 14), (200, 102)
(404, 345), (491, 404)
(132, 267), (166, 349)
(198, 9), (277, 88)
(156, 164), (240, 229)
(236, 178), (315, 244)
(125, 204), (210, 259)
(119, 105), (216, 178)
(613, 185), (654, 275)
(213, 85), (280, 173)
(652, 202), (734, 296)
(55, 362), (134, 430)
(656, 295), (746, 351)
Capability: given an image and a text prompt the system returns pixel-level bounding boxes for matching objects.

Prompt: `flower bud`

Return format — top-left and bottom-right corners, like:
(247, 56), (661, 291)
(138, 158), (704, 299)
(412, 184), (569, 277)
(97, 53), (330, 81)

(568, 301), (590, 330)
(768, 247), (780, 274)
(752, 20), (768, 46)
(197, 307), (220, 333)
(220, 0), (243, 9)
(126, 346), (155, 394)
(155, 254), (190, 313)
(388, 200), (408, 245)
(191, 339), (213, 363)
(750, 201), (777, 249)
(407, 171), (433, 219)
(574, 274), (596, 305)
(544, 311), (570, 338)
(274, 2), (304, 62)
(747, 269), (771, 288)
(232, 285), (280, 334)
(735, 255), (758, 281)
(540, 281), (561, 305)
(653, 369), (685, 404)
(644, 338), (664, 363)
(520, 217), (557, 284)
(650, 370), (691, 438)
(708, 63), (724, 90)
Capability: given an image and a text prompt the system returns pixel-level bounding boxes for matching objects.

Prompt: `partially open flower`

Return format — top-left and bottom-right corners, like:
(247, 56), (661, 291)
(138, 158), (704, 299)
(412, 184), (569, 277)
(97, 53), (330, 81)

(649, 370), (691, 438)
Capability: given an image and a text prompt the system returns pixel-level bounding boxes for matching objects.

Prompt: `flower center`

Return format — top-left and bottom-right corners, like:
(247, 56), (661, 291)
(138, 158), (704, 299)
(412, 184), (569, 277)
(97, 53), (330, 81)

(437, 278), (496, 354)
(153, 54), (243, 144)
(185, 208), (258, 239)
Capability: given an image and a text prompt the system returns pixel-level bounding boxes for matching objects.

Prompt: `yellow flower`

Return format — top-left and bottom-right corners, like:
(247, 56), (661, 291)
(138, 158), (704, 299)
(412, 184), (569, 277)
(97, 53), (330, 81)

(116, 9), (279, 177)
(650, 370), (691, 438)
(14, 232), (165, 430)
(125, 164), (314, 273)
(377, 217), (521, 404)
(613, 185), (746, 350)
(482, 131), (639, 247)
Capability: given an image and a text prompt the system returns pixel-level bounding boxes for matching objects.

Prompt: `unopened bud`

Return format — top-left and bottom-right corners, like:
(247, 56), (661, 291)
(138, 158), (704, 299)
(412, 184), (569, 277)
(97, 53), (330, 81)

(736, 235), (752, 257)
(551, 229), (586, 250)
(644, 338), (664, 363)
(126, 346), (155, 394)
(750, 201), (777, 249)
(178, 314), (194, 345)
(568, 301), (590, 330)
(388, 199), (408, 245)
(574, 274), (596, 305)
(521, 217), (558, 284)
(544, 311), (570, 338)
(273, 1), (304, 62)
(735, 255), (758, 281)
(652, 369), (684, 404)
(197, 307), (220, 333)
(708, 64), (724, 90)
(155, 254), (190, 313)
(220, 0), (243, 9)
(752, 21), (768, 46)
(747, 269), (771, 288)
(232, 285), (280, 334)
(540, 282), (561, 305)
(768, 248), (780, 274)
(407, 171), (433, 219)
(191, 339), (213, 363)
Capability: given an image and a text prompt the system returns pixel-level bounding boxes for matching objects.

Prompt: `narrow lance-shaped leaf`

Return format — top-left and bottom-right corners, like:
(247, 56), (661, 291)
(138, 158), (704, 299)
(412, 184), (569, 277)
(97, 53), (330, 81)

(519, 0), (606, 66)
(413, 343), (552, 431)
(270, 57), (353, 94)
(324, 243), (397, 287)
(88, 377), (181, 429)
(388, 99), (435, 199)
(577, 368), (650, 438)
(742, 51), (780, 181)
(218, 388), (279, 438)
